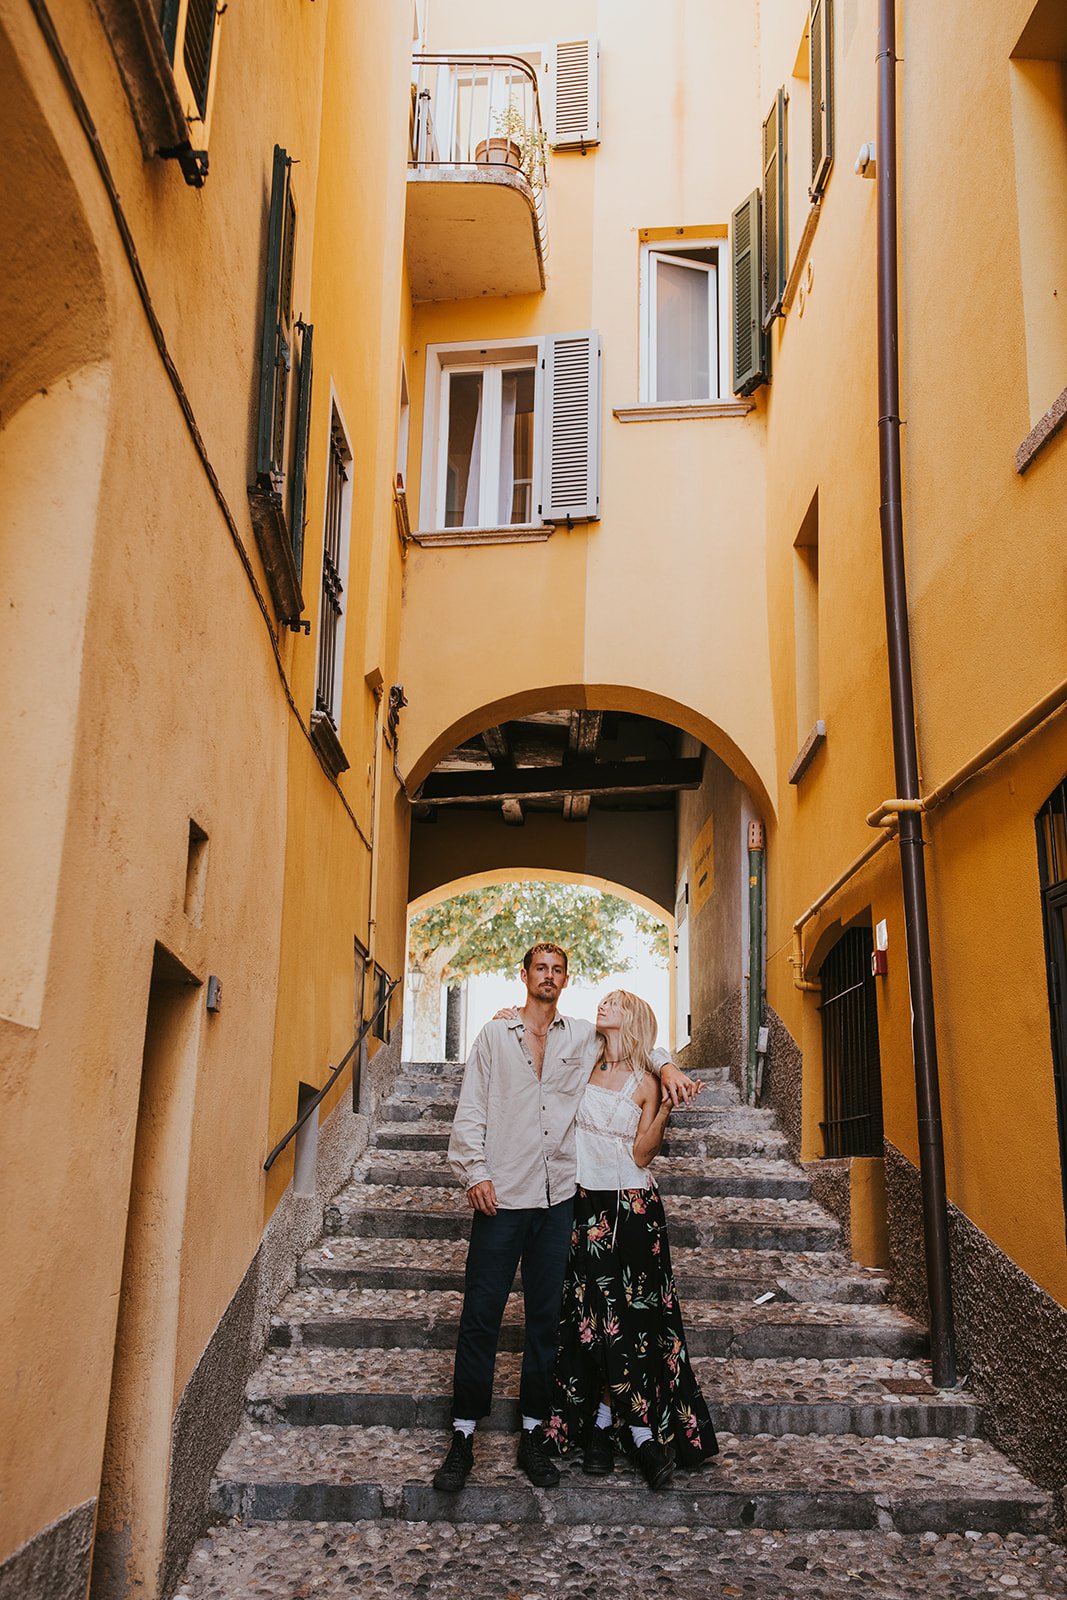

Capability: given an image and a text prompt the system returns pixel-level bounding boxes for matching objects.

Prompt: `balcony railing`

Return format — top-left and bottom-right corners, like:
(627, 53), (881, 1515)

(407, 52), (548, 294)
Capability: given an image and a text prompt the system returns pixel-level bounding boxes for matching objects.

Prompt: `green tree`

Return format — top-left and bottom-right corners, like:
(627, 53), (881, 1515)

(407, 881), (668, 1058)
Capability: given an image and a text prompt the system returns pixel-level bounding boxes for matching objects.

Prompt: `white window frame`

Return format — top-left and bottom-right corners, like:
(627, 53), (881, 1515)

(315, 392), (354, 730)
(421, 338), (544, 533)
(639, 239), (730, 404)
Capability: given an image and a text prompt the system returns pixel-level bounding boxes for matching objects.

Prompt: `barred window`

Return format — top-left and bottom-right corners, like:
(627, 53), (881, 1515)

(316, 414), (351, 728)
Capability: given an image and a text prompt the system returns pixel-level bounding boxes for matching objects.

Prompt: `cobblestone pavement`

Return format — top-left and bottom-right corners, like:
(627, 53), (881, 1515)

(178, 1522), (1067, 1599)
(179, 1057), (1064, 1595)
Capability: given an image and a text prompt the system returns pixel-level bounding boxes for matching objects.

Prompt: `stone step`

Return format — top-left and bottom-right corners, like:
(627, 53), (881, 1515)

(397, 1061), (732, 1085)
(245, 1348), (981, 1439)
(298, 1235), (890, 1302)
(179, 1519), (1067, 1600)
(371, 1124), (790, 1158)
(325, 1186), (843, 1253)
(383, 1082), (744, 1115)
(268, 1287), (927, 1360)
(209, 1424), (1053, 1533)
(356, 1153), (810, 1201)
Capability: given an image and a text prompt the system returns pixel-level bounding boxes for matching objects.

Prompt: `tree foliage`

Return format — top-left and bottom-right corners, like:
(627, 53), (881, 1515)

(408, 881), (668, 986)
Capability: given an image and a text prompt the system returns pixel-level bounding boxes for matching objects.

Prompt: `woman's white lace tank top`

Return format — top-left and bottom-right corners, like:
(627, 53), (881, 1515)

(574, 1076), (652, 1191)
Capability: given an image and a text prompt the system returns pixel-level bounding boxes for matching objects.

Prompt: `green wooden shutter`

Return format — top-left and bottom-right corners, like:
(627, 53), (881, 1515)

(762, 88), (787, 330)
(731, 190), (768, 395)
(256, 146), (294, 489)
(810, 0), (834, 197)
(159, 0), (180, 61)
(289, 321), (314, 579)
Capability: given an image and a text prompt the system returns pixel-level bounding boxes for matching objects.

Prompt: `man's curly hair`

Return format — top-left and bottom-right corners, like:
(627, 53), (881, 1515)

(522, 941), (569, 973)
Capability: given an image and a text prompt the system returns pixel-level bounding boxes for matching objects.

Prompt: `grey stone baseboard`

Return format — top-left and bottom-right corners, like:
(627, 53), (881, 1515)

(0, 1499), (96, 1600)
(885, 1140), (1067, 1505)
(160, 1028), (403, 1596)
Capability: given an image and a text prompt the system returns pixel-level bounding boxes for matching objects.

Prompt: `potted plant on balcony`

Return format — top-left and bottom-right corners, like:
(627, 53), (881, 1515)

(475, 101), (547, 190)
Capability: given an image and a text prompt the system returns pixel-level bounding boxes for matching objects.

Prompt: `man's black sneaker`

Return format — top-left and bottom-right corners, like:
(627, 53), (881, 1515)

(517, 1425), (561, 1487)
(582, 1428), (615, 1476)
(433, 1429), (474, 1491)
(635, 1438), (674, 1490)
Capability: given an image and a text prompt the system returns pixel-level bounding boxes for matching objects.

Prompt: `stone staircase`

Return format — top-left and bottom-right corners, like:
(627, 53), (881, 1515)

(180, 1056), (1064, 1595)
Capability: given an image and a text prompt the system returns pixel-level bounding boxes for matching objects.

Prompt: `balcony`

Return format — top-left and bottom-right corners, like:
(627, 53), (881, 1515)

(406, 54), (548, 302)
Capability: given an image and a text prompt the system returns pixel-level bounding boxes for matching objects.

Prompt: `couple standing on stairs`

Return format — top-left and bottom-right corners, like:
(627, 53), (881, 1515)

(432, 940), (719, 1494)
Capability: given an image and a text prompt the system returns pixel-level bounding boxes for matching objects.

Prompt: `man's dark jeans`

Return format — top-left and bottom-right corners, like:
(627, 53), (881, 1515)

(452, 1196), (575, 1422)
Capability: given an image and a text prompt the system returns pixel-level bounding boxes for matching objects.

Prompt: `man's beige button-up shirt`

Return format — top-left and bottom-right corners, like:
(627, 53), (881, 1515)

(447, 1014), (670, 1210)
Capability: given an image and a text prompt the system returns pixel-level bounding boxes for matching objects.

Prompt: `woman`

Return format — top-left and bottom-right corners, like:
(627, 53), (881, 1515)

(544, 990), (718, 1489)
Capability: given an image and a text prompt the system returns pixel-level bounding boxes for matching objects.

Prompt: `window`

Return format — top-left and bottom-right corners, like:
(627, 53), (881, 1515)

(439, 362), (536, 527)
(819, 926), (884, 1158)
(159, 0), (223, 150)
(1036, 777), (1067, 1234)
(640, 242), (728, 403)
(793, 491), (820, 743)
(420, 333), (601, 532)
(310, 407), (352, 777)
(1010, 1), (1067, 433)
(249, 147), (315, 627)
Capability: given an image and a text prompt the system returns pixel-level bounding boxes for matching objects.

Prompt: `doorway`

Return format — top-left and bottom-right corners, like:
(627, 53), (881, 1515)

(90, 944), (201, 1600)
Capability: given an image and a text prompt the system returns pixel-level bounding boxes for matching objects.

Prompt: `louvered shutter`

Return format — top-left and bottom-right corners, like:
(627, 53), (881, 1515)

(182, 0), (219, 119)
(289, 321), (314, 578)
(256, 147), (295, 489)
(731, 191), (768, 395)
(549, 38), (600, 149)
(810, 0), (834, 197)
(761, 88), (787, 330)
(540, 331), (601, 522)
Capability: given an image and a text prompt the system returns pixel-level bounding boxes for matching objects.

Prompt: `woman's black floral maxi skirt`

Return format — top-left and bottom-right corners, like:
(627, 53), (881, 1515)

(545, 1183), (718, 1465)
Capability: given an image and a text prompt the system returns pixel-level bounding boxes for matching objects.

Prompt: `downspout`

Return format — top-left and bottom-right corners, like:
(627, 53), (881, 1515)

(876, 0), (956, 1385)
(745, 822), (765, 1105)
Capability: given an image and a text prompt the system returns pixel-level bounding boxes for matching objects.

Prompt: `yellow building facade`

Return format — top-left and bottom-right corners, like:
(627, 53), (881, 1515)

(1, 0), (1065, 1595)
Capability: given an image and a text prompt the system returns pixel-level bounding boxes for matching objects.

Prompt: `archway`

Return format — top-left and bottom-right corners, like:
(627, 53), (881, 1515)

(405, 870), (675, 1059)
(401, 687), (769, 1070)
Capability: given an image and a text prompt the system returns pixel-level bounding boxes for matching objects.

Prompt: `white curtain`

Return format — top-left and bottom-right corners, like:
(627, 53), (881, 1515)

(498, 375), (517, 524)
(462, 384), (482, 526)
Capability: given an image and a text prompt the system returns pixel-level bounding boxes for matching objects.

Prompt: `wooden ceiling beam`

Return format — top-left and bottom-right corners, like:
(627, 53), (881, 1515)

(416, 756), (702, 805)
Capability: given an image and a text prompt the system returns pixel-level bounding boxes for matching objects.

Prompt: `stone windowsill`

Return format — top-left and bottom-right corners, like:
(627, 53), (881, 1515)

(411, 524), (554, 549)
(1016, 384), (1067, 474)
(612, 401), (754, 423)
(789, 720), (827, 785)
(310, 710), (350, 778)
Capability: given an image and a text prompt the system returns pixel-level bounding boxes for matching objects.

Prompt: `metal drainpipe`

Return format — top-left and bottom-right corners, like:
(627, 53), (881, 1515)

(745, 823), (765, 1106)
(876, 0), (956, 1386)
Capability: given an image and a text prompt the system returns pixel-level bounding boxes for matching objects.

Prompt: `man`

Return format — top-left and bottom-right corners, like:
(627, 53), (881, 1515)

(432, 940), (694, 1491)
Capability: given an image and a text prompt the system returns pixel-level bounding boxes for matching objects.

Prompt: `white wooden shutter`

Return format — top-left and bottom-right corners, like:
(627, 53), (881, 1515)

(549, 37), (600, 149)
(540, 331), (601, 523)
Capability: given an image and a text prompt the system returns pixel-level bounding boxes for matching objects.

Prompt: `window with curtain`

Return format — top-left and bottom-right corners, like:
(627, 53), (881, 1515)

(641, 243), (722, 403)
(439, 361), (537, 528)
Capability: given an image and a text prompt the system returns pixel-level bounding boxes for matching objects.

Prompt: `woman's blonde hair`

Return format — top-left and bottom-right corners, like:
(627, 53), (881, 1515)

(595, 989), (658, 1078)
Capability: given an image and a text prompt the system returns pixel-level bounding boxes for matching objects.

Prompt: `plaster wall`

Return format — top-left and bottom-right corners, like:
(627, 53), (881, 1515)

(398, 0), (776, 822)
(759, 0), (1067, 1314)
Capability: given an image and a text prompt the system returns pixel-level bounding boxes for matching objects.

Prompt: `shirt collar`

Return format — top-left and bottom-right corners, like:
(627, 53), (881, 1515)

(506, 1012), (567, 1031)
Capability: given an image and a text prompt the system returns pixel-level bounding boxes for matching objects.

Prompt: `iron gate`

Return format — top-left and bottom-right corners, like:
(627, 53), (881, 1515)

(819, 926), (884, 1158)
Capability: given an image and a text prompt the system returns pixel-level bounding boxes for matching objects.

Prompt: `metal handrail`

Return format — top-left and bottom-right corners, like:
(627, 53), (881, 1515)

(263, 976), (400, 1172)
(409, 51), (548, 268)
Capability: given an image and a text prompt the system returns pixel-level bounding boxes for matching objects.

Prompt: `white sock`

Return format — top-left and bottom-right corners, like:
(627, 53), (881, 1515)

(521, 1415), (542, 1432)
(453, 1418), (476, 1437)
(629, 1424), (653, 1448)
(595, 1402), (613, 1430)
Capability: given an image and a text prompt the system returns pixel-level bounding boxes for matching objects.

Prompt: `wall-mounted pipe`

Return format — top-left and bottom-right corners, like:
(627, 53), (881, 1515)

(876, 0), (956, 1387)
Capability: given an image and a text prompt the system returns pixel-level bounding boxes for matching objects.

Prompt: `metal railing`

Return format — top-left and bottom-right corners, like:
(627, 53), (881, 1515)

(263, 976), (400, 1172)
(409, 52), (548, 268)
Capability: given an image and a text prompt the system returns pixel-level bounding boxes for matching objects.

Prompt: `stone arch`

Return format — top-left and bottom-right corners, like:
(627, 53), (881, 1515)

(403, 681), (776, 824)
(408, 865), (677, 926)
